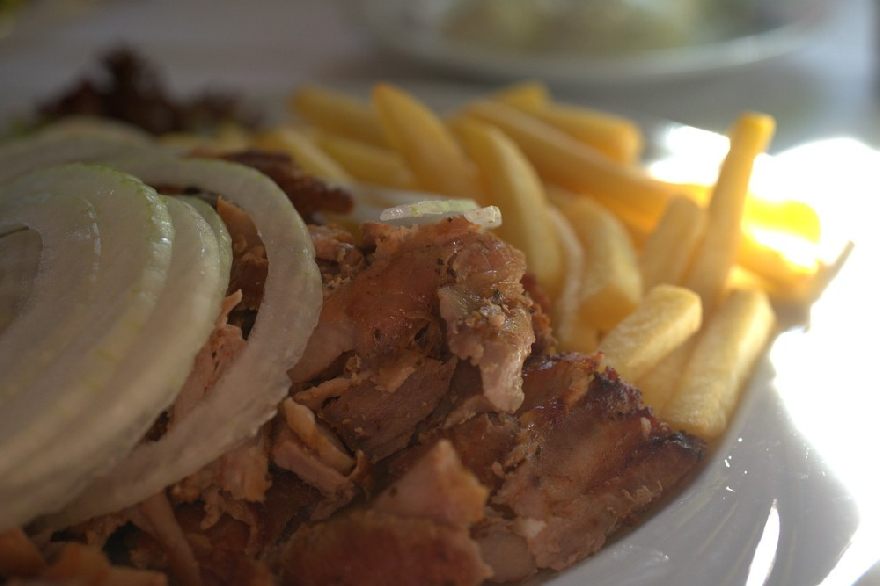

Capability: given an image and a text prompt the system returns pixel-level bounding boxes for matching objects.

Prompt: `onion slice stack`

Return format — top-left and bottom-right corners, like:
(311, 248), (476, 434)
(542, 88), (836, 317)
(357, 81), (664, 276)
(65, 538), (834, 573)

(0, 165), (180, 529)
(47, 155), (322, 527)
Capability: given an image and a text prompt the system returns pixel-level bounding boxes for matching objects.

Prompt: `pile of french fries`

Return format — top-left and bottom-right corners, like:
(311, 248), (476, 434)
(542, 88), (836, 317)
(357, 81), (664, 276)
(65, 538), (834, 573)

(162, 81), (836, 441)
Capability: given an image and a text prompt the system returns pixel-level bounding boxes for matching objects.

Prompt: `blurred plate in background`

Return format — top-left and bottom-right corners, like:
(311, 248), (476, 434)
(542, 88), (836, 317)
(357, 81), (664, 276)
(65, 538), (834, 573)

(349, 0), (835, 84)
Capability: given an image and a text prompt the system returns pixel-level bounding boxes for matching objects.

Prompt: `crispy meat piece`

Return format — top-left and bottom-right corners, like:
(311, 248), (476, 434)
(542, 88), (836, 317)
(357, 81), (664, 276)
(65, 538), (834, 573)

(319, 358), (458, 460)
(480, 356), (704, 577)
(388, 412), (522, 494)
(220, 150), (352, 223)
(281, 442), (492, 586)
(291, 218), (538, 417)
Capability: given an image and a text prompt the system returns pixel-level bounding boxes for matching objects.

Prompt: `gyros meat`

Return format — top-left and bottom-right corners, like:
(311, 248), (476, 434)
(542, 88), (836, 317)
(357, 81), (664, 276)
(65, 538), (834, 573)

(0, 148), (703, 586)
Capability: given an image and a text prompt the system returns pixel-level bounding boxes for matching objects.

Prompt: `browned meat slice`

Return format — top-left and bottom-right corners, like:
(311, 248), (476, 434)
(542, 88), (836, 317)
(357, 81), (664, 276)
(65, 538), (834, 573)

(292, 218), (540, 417)
(372, 440), (487, 527)
(220, 150), (353, 222)
(518, 352), (600, 413)
(388, 412), (522, 494)
(280, 441), (492, 586)
(282, 513), (488, 586)
(319, 358), (457, 460)
(479, 356), (704, 578)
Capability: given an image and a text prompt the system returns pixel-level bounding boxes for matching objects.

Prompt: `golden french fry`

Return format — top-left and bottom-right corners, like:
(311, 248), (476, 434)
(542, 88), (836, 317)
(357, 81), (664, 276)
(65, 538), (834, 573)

(252, 128), (352, 184)
(373, 84), (481, 199)
(640, 197), (707, 290)
(290, 84), (387, 147)
(492, 81), (550, 110)
(313, 132), (416, 190)
(685, 113), (776, 312)
(599, 285), (702, 382)
(458, 119), (562, 294)
(515, 101), (643, 165)
(663, 288), (777, 438)
(677, 182), (822, 243)
(637, 337), (697, 414)
(546, 207), (599, 353)
(556, 197), (642, 332)
(463, 100), (675, 223)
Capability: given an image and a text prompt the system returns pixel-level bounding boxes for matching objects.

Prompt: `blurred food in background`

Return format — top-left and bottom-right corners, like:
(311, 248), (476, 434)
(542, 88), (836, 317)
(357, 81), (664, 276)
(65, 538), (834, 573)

(443, 0), (730, 55)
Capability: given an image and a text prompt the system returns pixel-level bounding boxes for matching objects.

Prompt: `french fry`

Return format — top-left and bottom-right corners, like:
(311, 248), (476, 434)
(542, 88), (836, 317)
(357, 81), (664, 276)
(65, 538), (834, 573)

(663, 288), (776, 438)
(677, 182), (822, 243)
(252, 128), (352, 184)
(463, 100), (675, 223)
(598, 285), (702, 382)
(556, 197), (642, 332)
(373, 84), (482, 200)
(685, 113), (776, 312)
(640, 197), (707, 290)
(492, 81), (550, 110)
(313, 132), (416, 190)
(546, 207), (599, 353)
(290, 84), (387, 147)
(637, 337), (697, 414)
(458, 119), (562, 294)
(514, 101), (643, 165)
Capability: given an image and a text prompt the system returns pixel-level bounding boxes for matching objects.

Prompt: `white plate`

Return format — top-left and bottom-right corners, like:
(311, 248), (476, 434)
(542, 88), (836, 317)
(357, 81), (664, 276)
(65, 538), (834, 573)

(348, 0), (836, 85)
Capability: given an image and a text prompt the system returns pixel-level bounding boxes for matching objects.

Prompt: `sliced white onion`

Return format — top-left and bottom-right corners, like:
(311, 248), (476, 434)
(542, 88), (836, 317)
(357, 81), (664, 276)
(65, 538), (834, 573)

(0, 118), (173, 184)
(179, 195), (233, 284)
(0, 228), (42, 335)
(48, 155), (322, 527)
(379, 199), (502, 229)
(0, 165), (175, 530)
(4, 197), (228, 523)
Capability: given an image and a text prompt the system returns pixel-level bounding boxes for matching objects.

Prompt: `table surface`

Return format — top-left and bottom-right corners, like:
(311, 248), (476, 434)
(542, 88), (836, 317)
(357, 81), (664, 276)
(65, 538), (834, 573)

(0, 0), (878, 152)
